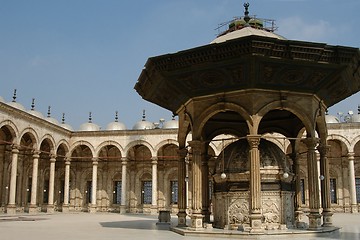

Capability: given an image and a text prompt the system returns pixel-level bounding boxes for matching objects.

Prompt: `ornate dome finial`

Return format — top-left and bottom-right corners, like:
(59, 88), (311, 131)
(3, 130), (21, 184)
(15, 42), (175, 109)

(142, 109), (146, 121)
(358, 104), (360, 114)
(115, 111), (119, 122)
(243, 2), (250, 24)
(12, 89), (17, 102)
(31, 98), (35, 110)
(47, 106), (51, 118)
(62, 113), (66, 124)
(88, 112), (92, 123)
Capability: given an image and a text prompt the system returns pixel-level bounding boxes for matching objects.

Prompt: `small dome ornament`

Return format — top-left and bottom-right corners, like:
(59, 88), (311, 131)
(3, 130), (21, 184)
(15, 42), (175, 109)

(60, 113), (73, 131)
(28, 98), (44, 119)
(162, 115), (179, 129)
(106, 111), (126, 130)
(132, 110), (155, 130)
(45, 106), (59, 125)
(7, 89), (26, 111)
(79, 112), (100, 131)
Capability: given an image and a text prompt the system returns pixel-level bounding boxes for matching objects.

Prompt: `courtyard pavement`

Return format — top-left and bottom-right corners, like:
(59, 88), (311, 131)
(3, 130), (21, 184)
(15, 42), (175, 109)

(0, 212), (359, 240)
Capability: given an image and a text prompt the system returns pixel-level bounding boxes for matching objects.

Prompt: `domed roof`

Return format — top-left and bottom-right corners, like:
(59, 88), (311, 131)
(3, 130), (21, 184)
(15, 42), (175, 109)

(106, 111), (126, 130)
(132, 110), (155, 130)
(60, 113), (73, 131)
(325, 113), (340, 124)
(7, 101), (26, 111)
(211, 4), (285, 44)
(79, 112), (100, 131)
(351, 114), (360, 123)
(211, 26), (285, 44)
(27, 98), (44, 119)
(162, 116), (178, 129)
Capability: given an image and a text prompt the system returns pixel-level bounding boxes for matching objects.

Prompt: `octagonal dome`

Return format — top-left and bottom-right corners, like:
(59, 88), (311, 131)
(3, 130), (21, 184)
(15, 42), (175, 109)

(133, 110), (154, 130)
(211, 26), (285, 44)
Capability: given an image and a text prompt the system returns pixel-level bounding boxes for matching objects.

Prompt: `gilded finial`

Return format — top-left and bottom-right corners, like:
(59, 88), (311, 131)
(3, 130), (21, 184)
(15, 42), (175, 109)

(142, 110), (146, 121)
(62, 113), (66, 124)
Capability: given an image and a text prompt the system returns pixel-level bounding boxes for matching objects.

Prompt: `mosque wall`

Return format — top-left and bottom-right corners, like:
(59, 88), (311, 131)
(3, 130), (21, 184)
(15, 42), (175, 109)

(1, 102), (360, 215)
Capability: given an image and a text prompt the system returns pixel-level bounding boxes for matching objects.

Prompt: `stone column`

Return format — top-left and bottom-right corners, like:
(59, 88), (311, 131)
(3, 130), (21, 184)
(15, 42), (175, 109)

(247, 135), (263, 233)
(177, 148), (187, 227)
(62, 158), (70, 213)
(318, 144), (333, 226)
(302, 138), (322, 229)
(348, 152), (358, 213)
(89, 158), (98, 213)
(47, 154), (56, 213)
(29, 151), (40, 214)
(151, 157), (158, 214)
(291, 153), (306, 228)
(7, 146), (19, 214)
(120, 157), (127, 214)
(189, 140), (203, 230)
(201, 147), (210, 224)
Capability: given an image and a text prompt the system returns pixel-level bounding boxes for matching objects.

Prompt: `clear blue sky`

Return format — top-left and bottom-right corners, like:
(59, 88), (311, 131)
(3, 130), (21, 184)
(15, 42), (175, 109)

(1, 0), (359, 129)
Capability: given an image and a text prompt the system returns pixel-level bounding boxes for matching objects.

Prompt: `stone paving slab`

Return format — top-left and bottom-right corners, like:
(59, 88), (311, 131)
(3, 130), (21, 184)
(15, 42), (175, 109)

(0, 212), (359, 240)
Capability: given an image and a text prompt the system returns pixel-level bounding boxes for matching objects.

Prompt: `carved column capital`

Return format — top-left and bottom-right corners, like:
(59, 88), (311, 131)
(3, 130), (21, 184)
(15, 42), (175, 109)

(301, 137), (319, 150)
(348, 152), (355, 160)
(247, 135), (261, 148)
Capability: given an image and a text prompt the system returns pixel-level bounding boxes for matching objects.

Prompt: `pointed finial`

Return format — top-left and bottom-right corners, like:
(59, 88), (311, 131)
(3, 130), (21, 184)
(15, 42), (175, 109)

(31, 98), (35, 110)
(358, 105), (360, 114)
(88, 112), (92, 123)
(47, 106), (51, 118)
(243, 2), (250, 24)
(142, 109), (146, 121)
(172, 114), (175, 120)
(115, 111), (119, 122)
(62, 113), (66, 124)
(325, 109), (329, 115)
(12, 89), (17, 102)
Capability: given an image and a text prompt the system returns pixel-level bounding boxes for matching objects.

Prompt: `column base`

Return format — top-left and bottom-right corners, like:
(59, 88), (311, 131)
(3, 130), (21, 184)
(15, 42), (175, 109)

(150, 205), (158, 215)
(62, 204), (70, 213)
(28, 205), (38, 214)
(177, 211), (187, 227)
(6, 205), (16, 214)
(351, 204), (358, 213)
(322, 211), (333, 227)
(190, 213), (204, 230)
(308, 213), (322, 230)
(250, 213), (264, 233)
(295, 210), (308, 229)
(120, 205), (127, 214)
(88, 205), (97, 213)
(46, 204), (55, 213)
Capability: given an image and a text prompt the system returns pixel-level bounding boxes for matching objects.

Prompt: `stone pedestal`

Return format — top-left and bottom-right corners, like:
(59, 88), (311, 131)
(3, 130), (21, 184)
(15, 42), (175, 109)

(62, 204), (69, 213)
(157, 210), (171, 225)
(177, 211), (187, 227)
(190, 213), (204, 230)
(6, 205), (16, 215)
(120, 205), (126, 214)
(88, 205), (97, 213)
(28, 205), (38, 214)
(308, 213), (322, 229)
(322, 211), (333, 227)
(250, 213), (264, 233)
(46, 205), (55, 213)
